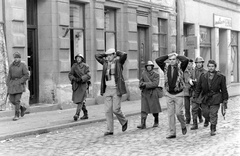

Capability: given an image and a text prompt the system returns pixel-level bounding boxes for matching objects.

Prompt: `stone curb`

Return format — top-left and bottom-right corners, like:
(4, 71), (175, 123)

(0, 111), (145, 141)
(0, 92), (239, 141)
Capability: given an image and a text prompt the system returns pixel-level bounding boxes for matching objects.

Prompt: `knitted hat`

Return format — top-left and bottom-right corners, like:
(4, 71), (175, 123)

(13, 51), (21, 58)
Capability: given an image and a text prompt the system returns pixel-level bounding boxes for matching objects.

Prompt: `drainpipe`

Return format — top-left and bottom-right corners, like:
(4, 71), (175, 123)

(176, 0), (182, 55)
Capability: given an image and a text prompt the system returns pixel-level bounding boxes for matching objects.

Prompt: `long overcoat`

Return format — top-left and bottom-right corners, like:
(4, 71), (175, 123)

(194, 71), (229, 105)
(140, 70), (161, 113)
(68, 62), (91, 104)
(6, 61), (30, 94)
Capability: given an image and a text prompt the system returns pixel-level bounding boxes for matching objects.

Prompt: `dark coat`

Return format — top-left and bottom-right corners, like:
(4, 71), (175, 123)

(194, 71), (229, 105)
(7, 61), (30, 94)
(95, 51), (127, 96)
(140, 70), (161, 113)
(68, 62), (91, 104)
(191, 67), (207, 104)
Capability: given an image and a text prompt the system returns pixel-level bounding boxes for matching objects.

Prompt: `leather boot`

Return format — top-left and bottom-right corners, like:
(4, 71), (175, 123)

(190, 119), (198, 130)
(20, 105), (27, 117)
(73, 106), (81, 121)
(210, 124), (216, 136)
(137, 117), (146, 129)
(80, 105), (88, 120)
(13, 111), (20, 121)
(153, 113), (159, 127)
(204, 119), (209, 127)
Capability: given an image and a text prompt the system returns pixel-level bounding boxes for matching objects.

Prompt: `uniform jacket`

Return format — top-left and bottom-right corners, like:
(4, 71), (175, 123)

(194, 71), (229, 105)
(190, 67), (207, 104)
(68, 62), (91, 104)
(95, 51), (127, 96)
(140, 70), (161, 113)
(7, 61), (30, 94)
(155, 55), (189, 94)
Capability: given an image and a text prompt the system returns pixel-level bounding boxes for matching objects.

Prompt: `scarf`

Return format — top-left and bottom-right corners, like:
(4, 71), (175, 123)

(105, 59), (116, 81)
(164, 63), (185, 93)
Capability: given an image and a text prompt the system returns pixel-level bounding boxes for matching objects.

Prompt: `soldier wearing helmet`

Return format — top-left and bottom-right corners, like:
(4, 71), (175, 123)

(137, 61), (162, 129)
(68, 54), (91, 121)
(189, 56), (207, 130)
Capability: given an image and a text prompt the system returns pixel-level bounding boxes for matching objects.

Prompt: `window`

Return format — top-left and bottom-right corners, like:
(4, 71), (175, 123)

(70, 4), (85, 66)
(104, 8), (116, 51)
(231, 31), (239, 82)
(200, 27), (211, 67)
(158, 19), (167, 56)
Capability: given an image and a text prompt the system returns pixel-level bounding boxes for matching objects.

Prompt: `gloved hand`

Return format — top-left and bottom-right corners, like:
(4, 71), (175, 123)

(223, 100), (228, 109)
(76, 78), (82, 82)
(139, 82), (146, 89)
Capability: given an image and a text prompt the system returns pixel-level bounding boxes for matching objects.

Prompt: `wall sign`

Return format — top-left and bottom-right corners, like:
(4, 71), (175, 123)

(214, 14), (232, 29)
(184, 36), (198, 49)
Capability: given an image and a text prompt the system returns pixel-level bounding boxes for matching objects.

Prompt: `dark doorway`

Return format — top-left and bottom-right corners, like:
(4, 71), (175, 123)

(27, 0), (38, 104)
(138, 27), (148, 78)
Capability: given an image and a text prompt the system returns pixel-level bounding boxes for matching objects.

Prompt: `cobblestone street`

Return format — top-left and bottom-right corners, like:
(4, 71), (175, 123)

(0, 96), (239, 156)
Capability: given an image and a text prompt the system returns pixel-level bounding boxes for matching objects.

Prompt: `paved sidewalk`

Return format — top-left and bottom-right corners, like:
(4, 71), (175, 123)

(0, 83), (239, 141)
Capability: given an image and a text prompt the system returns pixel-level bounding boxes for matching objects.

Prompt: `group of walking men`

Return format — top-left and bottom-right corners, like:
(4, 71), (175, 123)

(7, 49), (228, 138)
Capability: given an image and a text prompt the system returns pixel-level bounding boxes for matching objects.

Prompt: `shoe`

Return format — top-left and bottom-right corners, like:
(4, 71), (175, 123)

(210, 125), (216, 136)
(80, 115), (88, 120)
(166, 135), (176, 139)
(73, 114), (79, 121)
(20, 106), (27, 117)
(186, 120), (190, 124)
(190, 119), (198, 130)
(137, 118), (146, 129)
(12, 111), (20, 121)
(152, 122), (159, 128)
(122, 120), (128, 132)
(199, 118), (203, 123)
(204, 120), (209, 127)
(182, 127), (187, 135)
(104, 132), (113, 136)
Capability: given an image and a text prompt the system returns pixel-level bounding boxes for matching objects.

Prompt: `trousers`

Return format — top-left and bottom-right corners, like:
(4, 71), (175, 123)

(104, 87), (127, 132)
(166, 92), (186, 136)
(201, 104), (220, 125)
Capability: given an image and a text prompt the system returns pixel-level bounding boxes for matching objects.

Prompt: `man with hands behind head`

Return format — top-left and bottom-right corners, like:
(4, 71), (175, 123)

(156, 52), (189, 139)
(95, 48), (128, 136)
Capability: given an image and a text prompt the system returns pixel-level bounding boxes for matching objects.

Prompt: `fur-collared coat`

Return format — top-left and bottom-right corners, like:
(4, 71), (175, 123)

(139, 70), (161, 113)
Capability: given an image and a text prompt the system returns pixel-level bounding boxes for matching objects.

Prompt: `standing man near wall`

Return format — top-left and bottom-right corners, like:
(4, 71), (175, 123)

(193, 60), (228, 136)
(156, 52), (189, 139)
(190, 57), (207, 130)
(95, 48), (128, 136)
(7, 52), (30, 121)
(69, 54), (91, 121)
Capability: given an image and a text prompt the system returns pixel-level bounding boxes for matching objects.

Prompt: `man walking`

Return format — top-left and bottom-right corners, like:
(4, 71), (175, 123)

(193, 60), (228, 136)
(156, 52), (189, 139)
(190, 57), (207, 130)
(183, 59), (194, 124)
(95, 48), (128, 136)
(7, 52), (30, 121)
(69, 54), (91, 121)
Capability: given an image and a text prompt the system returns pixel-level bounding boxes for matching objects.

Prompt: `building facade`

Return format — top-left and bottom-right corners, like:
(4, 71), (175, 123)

(0, 0), (177, 106)
(0, 0), (239, 107)
(177, 0), (240, 84)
